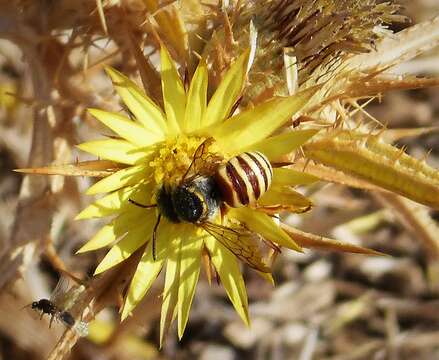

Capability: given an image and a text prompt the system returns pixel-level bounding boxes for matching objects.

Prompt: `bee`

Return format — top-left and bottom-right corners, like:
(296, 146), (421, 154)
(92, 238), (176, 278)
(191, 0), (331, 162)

(129, 138), (275, 272)
(30, 275), (88, 337)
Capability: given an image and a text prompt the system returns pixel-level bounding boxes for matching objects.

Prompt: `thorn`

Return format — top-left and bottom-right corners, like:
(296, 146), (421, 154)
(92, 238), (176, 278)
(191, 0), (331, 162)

(96, 0), (108, 35)
(421, 149), (433, 163)
(392, 146), (406, 163)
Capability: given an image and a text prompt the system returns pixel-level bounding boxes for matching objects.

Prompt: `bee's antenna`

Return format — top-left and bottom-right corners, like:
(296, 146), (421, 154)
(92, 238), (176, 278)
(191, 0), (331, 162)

(152, 214), (161, 261)
(128, 199), (157, 208)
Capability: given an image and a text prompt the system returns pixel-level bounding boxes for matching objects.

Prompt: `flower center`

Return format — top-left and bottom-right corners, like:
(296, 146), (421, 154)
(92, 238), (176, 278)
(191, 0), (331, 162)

(149, 135), (207, 187)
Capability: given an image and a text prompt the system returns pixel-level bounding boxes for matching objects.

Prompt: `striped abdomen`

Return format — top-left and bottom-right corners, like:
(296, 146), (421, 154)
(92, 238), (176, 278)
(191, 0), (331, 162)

(215, 152), (273, 207)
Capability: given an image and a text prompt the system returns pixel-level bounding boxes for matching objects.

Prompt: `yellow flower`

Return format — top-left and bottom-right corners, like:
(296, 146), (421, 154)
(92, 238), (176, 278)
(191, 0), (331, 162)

(74, 46), (317, 343)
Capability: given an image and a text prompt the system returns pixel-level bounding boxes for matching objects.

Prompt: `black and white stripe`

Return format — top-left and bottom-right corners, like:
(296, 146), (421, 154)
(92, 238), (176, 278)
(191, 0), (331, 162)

(215, 152), (273, 207)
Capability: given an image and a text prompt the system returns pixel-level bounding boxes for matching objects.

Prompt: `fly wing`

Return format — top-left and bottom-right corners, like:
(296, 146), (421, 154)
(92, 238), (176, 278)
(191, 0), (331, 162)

(62, 284), (86, 312)
(50, 276), (71, 308)
(201, 222), (271, 273)
(50, 276), (85, 311)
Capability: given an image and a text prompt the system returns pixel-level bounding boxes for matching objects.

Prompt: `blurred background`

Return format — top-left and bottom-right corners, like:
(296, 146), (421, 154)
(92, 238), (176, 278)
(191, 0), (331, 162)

(1, 0), (439, 359)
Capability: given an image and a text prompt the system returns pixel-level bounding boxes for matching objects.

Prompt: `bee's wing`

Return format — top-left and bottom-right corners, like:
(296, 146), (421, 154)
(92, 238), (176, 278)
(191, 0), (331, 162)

(200, 222), (271, 273)
(181, 138), (223, 183)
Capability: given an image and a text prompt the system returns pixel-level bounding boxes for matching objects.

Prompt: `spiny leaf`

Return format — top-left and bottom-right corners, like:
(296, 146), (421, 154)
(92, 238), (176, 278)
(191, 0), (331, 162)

(347, 15), (439, 72)
(289, 160), (381, 191)
(304, 131), (439, 209)
(281, 224), (385, 256)
(380, 126), (439, 144)
(344, 74), (439, 99)
(15, 160), (122, 177)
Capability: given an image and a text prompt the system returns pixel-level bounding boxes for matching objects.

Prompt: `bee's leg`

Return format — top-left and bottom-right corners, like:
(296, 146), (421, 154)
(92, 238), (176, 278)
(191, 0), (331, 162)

(40, 312), (44, 320)
(128, 199), (156, 209)
(152, 214), (161, 261)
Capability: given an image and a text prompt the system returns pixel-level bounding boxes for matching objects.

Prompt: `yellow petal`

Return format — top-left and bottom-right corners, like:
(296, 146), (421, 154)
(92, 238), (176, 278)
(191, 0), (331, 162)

(204, 236), (249, 326)
(86, 164), (148, 195)
(76, 184), (152, 220)
(121, 241), (165, 320)
(88, 109), (164, 147)
(201, 50), (250, 128)
(247, 129), (319, 161)
(177, 236), (203, 339)
(160, 46), (184, 135)
(272, 168), (319, 187)
(94, 215), (156, 274)
(77, 139), (146, 165)
(213, 88), (315, 156)
(228, 207), (302, 252)
(77, 209), (151, 253)
(77, 224), (115, 253)
(105, 67), (167, 135)
(259, 186), (312, 211)
(183, 60), (207, 133)
(160, 237), (182, 347)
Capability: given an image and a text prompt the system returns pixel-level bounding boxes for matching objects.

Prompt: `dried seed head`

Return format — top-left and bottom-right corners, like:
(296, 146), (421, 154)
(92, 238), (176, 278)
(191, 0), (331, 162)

(225, 0), (408, 102)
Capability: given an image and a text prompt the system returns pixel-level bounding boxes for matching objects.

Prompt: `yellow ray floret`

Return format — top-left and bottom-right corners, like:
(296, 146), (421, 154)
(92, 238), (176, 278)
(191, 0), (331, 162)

(122, 241), (165, 320)
(229, 207), (302, 251)
(76, 139), (146, 165)
(204, 237), (250, 326)
(201, 50), (250, 128)
(249, 129), (319, 161)
(183, 60), (208, 133)
(213, 88), (317, 156)
(94, 215), (156, 275)
(177, 236), (204, 339)
(160, 45), (185, 136)
(88, 108), (164, 146)
(77, 208), (151, 254)
(271, 168), (319, 187)
(105, 67), (167, 135)
(86, 164), (148, 195)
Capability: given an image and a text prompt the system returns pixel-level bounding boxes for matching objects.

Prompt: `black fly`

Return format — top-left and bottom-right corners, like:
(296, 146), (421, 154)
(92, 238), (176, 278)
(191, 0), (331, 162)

(30, 275), (88, 337)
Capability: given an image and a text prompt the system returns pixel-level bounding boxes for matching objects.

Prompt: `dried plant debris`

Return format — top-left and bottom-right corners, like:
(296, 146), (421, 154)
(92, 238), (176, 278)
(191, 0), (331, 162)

(0, 0), (439, 359)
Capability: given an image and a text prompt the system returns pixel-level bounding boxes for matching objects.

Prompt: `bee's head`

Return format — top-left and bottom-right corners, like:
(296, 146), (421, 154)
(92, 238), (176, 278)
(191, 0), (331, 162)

(31, 301), (39, 309)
